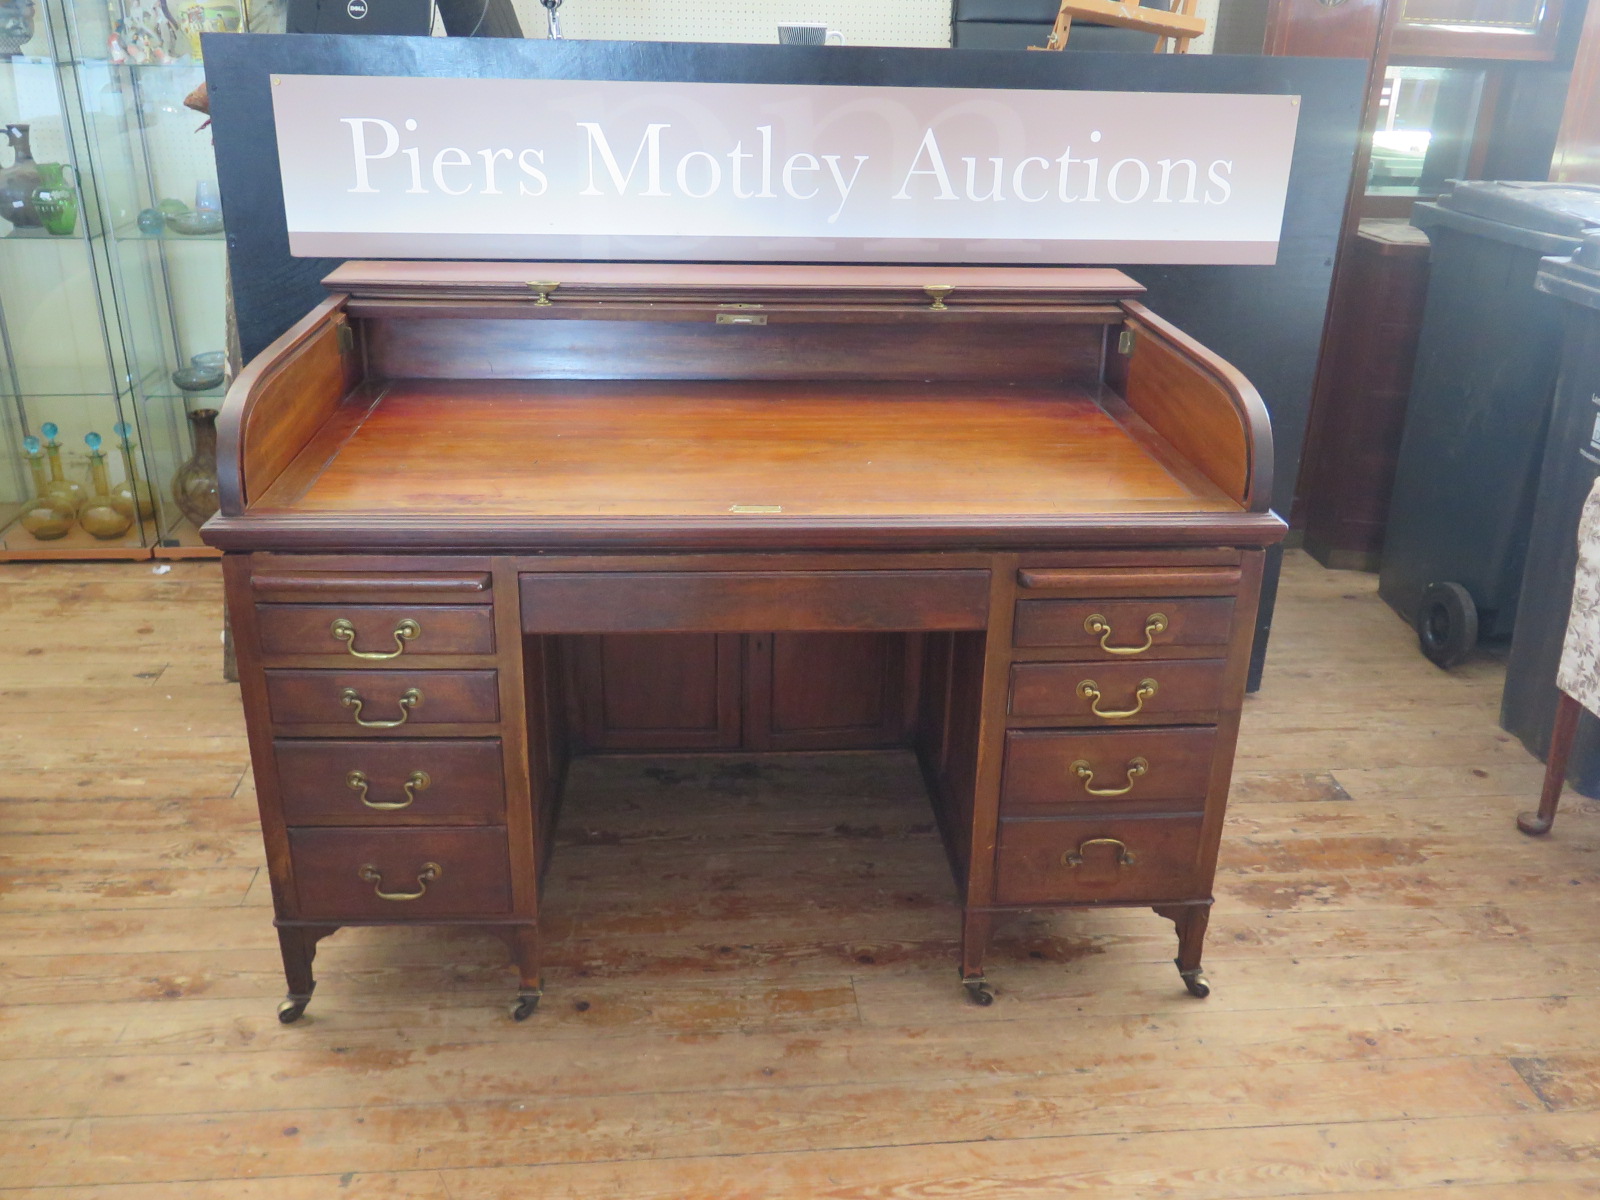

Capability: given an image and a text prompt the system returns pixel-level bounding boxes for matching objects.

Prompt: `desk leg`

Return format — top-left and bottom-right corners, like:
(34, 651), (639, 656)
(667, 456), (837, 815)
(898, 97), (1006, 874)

(1155, 903), (1211, 998)
(499, 924), (543, 1021)
(275, 925), (336, 1023)
(960, 910), (994, 1005)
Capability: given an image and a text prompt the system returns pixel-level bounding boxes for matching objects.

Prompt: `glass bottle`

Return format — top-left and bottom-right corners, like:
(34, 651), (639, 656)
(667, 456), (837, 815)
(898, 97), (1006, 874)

(171, 407), (219, 527)
(31, 162), (77, 237)
(18, 435), (73, 540)
(109, 421), (154, 520)
(38, 422), (85, 513)
(77, 432), (133, 540)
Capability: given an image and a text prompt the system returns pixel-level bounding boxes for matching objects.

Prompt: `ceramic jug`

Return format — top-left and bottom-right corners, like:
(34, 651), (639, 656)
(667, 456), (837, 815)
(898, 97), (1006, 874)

(0, 122), (41, 227)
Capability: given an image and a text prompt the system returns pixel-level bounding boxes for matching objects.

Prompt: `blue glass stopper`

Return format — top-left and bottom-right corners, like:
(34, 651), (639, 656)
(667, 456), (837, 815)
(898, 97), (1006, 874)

(22, 434), (39, 453)
(40, 421), (58, 440)
(84, 431), (102, 451)
(113, 421), (132, 440)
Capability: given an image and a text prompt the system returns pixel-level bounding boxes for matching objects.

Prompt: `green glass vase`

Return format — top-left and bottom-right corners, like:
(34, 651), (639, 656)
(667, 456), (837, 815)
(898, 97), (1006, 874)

(31, 162), (77, 237)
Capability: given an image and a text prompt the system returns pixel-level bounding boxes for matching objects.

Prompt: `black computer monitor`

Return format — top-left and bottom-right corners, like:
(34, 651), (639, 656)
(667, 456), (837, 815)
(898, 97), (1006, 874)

(286, 0), (433, 36)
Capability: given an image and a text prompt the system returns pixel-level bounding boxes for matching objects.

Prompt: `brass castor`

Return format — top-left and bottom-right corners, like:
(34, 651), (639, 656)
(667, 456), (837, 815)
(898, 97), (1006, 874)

(1178, 964), (1210, 998)
(277, 994), (312, 1023)
(962, 978), (995, 1006)
(510, 990), (543, 1021)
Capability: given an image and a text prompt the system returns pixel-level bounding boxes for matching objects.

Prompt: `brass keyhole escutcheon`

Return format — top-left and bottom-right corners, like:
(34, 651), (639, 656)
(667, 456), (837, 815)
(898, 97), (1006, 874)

(1083, 612), (1168, 656)
(330, 617), (420, 660)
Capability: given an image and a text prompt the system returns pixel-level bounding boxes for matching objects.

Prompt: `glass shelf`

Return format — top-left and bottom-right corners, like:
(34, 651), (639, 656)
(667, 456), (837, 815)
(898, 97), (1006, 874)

(111, 224), (225, 241)
(0, 226), (98, 241)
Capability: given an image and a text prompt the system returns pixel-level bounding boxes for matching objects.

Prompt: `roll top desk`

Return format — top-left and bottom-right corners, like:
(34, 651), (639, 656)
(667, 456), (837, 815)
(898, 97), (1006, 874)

(204, 262), (1285, 1021)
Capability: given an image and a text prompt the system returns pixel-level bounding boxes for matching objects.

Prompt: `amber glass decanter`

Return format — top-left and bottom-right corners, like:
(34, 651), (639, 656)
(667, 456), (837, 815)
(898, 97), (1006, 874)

(78, 432), (133, 540)
(38, 421), (85, 514)
(18, 434), (73, 540)
(109, 421), (154, 520)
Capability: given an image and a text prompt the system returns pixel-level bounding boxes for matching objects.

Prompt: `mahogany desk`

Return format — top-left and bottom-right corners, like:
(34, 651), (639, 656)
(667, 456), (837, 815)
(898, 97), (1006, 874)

(204, 262), (1285, 1022)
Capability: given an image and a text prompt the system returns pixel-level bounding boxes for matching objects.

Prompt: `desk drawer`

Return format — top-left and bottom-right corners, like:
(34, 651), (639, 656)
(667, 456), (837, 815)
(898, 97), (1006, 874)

(520, 570), (989, 633)
(1008, 660), (1226, 725)
(1002, 727), (1217, 814)
(257, 605), (495, 660)
(995, 814), (1204, 905)
(1013, 597), (1234, 657)
(289, 827), (512, 919)
(266, 670), (499, 729)
(275, 739), (505, 825)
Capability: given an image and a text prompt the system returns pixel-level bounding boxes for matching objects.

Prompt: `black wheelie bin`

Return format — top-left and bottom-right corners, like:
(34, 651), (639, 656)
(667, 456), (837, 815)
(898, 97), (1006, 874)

(1376, 181), (1600, 667)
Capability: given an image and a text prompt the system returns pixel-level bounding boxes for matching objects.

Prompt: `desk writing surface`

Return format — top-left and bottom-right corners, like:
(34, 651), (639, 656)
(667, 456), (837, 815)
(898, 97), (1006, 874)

(259, 379), (1237, 520)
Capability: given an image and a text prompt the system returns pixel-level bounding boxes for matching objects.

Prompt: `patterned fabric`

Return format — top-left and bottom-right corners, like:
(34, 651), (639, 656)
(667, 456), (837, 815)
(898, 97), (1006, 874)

(1558, 477), (1600, 718)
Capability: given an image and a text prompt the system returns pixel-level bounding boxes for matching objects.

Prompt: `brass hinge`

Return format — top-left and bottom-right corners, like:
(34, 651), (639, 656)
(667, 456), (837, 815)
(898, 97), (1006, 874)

(716, 313), (767, 325)
(1118, 327), (1137, 356)
(335, 317), (354, 354)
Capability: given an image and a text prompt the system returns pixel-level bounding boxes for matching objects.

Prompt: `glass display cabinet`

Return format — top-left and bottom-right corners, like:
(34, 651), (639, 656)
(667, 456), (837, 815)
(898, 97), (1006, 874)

(0, 0), (240, 560)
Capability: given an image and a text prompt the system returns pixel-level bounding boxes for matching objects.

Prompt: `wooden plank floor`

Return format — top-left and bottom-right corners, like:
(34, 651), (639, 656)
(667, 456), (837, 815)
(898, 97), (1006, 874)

(3, 552), (1599, 1198)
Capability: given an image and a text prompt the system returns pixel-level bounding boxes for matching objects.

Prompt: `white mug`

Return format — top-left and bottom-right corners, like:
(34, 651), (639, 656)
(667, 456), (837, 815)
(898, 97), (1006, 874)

(778, 22), (844, 45)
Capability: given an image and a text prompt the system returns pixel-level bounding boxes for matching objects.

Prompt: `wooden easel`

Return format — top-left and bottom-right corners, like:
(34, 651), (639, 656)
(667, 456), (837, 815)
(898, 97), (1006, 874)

(1033, 0), (1206, 53)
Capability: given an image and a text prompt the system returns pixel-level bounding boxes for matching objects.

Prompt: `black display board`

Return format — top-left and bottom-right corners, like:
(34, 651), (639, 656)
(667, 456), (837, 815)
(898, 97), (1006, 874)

(205, 35), (1365, 683)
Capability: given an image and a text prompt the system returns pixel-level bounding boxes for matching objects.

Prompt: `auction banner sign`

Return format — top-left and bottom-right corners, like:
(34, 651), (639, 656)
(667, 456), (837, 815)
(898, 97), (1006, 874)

(270, 74), (1301, 265)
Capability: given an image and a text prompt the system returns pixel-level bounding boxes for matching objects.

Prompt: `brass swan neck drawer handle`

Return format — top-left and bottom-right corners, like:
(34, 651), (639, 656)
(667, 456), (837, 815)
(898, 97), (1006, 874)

(346, 769), (430, 809)
(1071, 755), (1149, 797)
(340, 687), (422, 728)
(1063, 838), (1136, 868)
(1076, 678), (1157, 720)
(331, 617), (420, 659)
(1083, 612), (1168, 656)
(358, 861), (440, 901)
